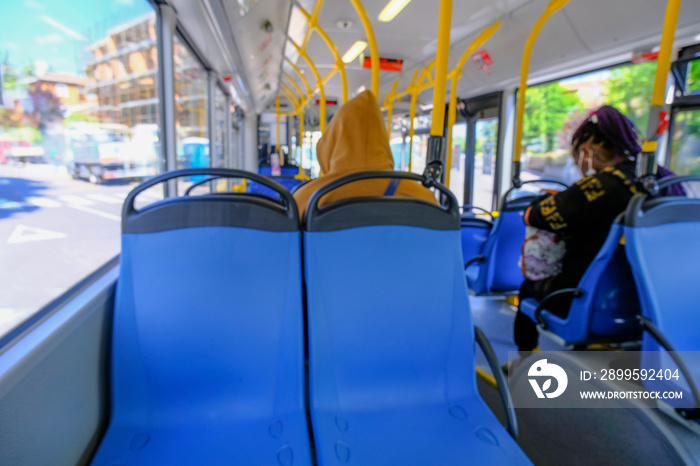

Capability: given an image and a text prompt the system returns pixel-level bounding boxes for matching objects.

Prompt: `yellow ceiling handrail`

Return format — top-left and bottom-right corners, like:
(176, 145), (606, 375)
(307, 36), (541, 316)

(513, 0), (570, 183)
(349, 0), (379, 98)
(290, 39), (327, 132)
(285, 59), (313, 104)
(284, 72), (307, 107)
(444, 22), (501, 187)
(301, 0), (324, 49)
(296, 4), (348, 104)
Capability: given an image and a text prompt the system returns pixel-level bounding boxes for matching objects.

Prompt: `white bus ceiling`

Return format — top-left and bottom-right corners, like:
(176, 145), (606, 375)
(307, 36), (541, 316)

(171, 0), (700, 114)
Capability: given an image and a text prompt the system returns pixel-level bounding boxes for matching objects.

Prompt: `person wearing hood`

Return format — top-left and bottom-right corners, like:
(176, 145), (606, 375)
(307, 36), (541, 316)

(293, 90), (437, 220)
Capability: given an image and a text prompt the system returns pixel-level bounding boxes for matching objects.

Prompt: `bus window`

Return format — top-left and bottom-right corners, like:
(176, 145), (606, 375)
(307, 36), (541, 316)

(520, 61), (658, 185)
(669, 108), (700, 194)
(473, 118), (498, 209)
(0, 0), (160, 339)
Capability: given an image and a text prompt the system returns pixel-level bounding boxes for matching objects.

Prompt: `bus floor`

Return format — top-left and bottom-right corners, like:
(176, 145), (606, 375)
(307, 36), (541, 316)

(470, 294), (561, 369)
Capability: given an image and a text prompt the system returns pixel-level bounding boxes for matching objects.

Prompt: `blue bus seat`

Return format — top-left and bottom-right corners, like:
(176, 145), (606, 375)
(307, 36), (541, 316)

(248, 175), (307, 198)
(520, 218), (642, 346)
(624, 177), (700, 413)
(92, 169), (311, 465)
(460, 205), (493, 269)
(467, 180), (567, 295)
(303, 171), (532, 465)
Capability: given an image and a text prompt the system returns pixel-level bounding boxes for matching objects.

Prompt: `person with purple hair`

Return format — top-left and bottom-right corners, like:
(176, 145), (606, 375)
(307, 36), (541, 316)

(510, 105), (683, 356)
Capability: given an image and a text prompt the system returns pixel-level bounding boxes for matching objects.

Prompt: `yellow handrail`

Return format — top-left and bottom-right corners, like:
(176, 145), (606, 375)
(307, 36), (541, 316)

(384, 81), (399, 140)
(513, 0), (570, 173)
(290, 40), (327, 133)
(285, 59), (313, 103)
(301, 0), (323, 50)
(296, 4), (348, 104)
(429, 0), (452, 138)
(641, 0), (682, 156)
(284, 73), (307, 107)
(444, 22), (501, 187)
(349, 0), (379, 98)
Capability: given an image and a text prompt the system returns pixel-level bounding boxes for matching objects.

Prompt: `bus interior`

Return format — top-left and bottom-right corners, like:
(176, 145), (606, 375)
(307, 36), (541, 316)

(1, 0), (700, 464)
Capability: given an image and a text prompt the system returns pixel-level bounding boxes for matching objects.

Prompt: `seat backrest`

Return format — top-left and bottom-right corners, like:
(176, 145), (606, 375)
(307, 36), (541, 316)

(624, 183), (700, 352)
(112, 169), (305, 427)
(460, 207), (493, 267)
(303, 172), (476, 410)
(562, 220), (641, 342)
(624, 178), (700, 404)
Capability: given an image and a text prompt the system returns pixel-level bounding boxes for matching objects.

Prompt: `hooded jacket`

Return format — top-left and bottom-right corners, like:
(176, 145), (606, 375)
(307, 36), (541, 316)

(293, 90), (436, 220)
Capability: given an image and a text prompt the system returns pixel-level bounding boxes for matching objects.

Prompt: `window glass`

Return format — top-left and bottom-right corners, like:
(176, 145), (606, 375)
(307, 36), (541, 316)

(473, 118), (497, 209)
(670, 109), (700, 176)
(448, 123), (466, 206)
(0, 1), (159, 339)
(686, 60), (700, 94)
(174, 35), (207, 174)
(214, 86), (226, 168)
(520, 60), (657, 185)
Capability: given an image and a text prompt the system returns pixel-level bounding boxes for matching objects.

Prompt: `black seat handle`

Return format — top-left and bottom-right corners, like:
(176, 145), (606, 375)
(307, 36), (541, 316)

(184, 175), (222, 195)
(502, 179), (568, 208)
(625, 175), (700, 227)
(305, 170), (459, 225)
(123, 168), (298, 220)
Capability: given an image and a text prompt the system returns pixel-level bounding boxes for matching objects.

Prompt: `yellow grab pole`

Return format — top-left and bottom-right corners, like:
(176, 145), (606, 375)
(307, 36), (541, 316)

(290, 40), (326, 132)
(349, 0), (379, 98)
(286, 59), (313, 103)
(275, 95), (282, 165)
(513, 0), (569, 184)
(640, 0), (681, 167)
(384, 81), (399, 140)
(429, 0), (452, 138)
(297, 5), (348, 104)
(445, 22), (501, 187)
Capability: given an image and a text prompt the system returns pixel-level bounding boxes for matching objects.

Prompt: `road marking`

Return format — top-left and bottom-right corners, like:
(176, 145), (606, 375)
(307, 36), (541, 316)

(112, 192), (129, 201)
(7, 225), (67, 244)
(87, 193), (123, 204)
(67, 204), (121, 221)
(26, 196), (62, 208)
(0, 199), (23, 209)
(58, 194), (95, 206)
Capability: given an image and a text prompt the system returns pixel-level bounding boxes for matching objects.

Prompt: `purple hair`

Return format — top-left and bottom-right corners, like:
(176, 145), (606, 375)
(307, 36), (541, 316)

(572, 105), (686, 196)
(571, 105), (641, 157)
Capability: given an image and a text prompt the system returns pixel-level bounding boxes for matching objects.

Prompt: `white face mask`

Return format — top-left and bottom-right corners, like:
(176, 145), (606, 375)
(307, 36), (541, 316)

(576, 150), (596, 177)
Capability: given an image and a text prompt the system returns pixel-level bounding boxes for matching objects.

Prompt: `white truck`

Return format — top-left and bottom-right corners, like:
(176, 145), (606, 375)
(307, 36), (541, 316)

(66, 123), (159, 183)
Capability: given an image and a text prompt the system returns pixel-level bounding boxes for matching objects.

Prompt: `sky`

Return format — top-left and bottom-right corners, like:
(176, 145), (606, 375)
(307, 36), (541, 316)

(0, 0), (154, 76)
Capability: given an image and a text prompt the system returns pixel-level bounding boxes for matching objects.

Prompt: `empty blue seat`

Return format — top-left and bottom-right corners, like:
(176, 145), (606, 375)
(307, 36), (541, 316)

(520, 217), (642, 346)
(248, 175), (307, 198)
(624, 176), (700, 415)
(92, 169), (311, 465)
(467, 180), (566, 295)
(460, 205), (493, 269)
(303, 171), (532, 465)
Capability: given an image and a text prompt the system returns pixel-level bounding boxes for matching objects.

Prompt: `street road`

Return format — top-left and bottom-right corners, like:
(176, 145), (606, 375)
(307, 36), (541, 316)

(0, 164), (164, 338)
